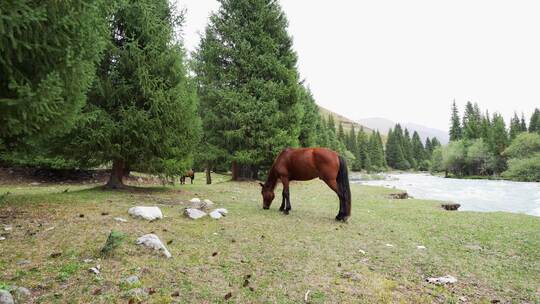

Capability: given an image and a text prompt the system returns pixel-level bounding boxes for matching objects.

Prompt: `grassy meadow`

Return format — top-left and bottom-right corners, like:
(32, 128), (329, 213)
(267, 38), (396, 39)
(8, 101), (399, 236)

(0, 173), (539, 303)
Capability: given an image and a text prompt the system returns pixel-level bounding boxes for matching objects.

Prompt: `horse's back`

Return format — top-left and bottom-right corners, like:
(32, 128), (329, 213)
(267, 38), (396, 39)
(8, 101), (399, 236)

(275, 148), (339, 180)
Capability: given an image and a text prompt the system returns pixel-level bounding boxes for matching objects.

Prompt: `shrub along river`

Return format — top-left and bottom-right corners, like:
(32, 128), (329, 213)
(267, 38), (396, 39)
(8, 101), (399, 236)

(352, 173), (540, 217)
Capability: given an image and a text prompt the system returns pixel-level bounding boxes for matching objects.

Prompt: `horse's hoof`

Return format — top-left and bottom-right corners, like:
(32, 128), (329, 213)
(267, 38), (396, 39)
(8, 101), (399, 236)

(335, 214), (348, 222)
(283, 210), (290, 215)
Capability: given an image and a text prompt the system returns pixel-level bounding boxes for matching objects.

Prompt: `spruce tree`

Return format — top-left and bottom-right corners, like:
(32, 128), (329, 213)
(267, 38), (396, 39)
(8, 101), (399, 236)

(65, 0), (201, 187)
(385, 127), (408, 169)
(520, 113), (528, 132)
(480, 110), (491, 142)
(338, 122), (345, 143)
(425, 137), (433, 156)
(530, 108), (540, 133)
(411, 131), (425, 164)
(402, 128), (415, 168)
(298, 86), (321, 147)
(327, 115), (336, 133)
(463, 101), (482, 140)
(194, 0), (303, 179)
(489, 113), (509, 173)
(356, 127), (369, 170)
(431, 137), (441, 148)
(509, 112), (523, 140)
(449, 101), (462, 141)
(0, 1), (108, 144)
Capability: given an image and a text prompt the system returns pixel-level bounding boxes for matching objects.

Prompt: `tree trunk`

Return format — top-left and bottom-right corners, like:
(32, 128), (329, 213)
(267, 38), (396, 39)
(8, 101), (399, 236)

(232, 162), (258, 181)
(106, 159), (126, 189)
(206, 165), (212, 184)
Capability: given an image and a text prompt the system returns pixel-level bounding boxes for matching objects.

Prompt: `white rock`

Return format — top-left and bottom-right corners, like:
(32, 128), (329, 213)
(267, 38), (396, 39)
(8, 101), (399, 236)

(0, 290), (14, 304)
(0, 237), (5, 241)
(11, 286), (31, 303)
(114, 217), (128, 223)
(124, 275), (139, 285)
(189, 198), (201, 204)
(417, 245), (426, 249)
(136, 234), (171, 258)
(128, 206), (163, 221)
(89, 265), (101, 275)
(209, 210), (223, 219)
(426, 275), (457, 285)
(385, 244), (394, 247)
(83, 259), (94, 263)
(214, 208), (228, 216)
(3, 225), (12, 231)
(203, 199), (214, 208)
(358, 249), (366, 255)
(184, 208), (207, 219)
(209, 208), (228, 219)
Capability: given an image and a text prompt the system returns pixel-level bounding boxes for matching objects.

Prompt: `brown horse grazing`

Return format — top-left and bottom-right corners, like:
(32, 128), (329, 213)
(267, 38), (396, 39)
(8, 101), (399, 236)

(259, 148), (351, 221)
(180, 169), (195, 184)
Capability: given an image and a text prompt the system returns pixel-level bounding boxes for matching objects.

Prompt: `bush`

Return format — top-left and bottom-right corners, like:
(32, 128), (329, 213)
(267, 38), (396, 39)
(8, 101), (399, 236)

(502, 153), (540, 182)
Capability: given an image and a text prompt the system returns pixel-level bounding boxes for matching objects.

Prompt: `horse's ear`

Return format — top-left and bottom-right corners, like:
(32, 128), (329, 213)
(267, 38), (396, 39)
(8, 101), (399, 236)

(259, 182), (264, 188)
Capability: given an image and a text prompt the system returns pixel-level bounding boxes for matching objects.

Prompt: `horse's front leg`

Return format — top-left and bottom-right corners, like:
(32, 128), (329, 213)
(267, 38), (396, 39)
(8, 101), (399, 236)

(279, 193), (285, 212)
(282, 178), (291, 215)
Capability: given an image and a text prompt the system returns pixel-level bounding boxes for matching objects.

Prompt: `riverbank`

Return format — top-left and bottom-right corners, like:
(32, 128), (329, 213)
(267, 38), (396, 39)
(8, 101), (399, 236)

(1, 174), (539, 303)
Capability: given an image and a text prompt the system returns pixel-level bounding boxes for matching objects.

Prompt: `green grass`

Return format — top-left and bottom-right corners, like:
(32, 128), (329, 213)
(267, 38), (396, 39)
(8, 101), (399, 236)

(0, 174), (539, 303)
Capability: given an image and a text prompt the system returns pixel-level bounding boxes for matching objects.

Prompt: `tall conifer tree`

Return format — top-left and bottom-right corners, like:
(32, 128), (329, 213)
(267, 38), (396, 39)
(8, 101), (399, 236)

(449, 101), (462, 141)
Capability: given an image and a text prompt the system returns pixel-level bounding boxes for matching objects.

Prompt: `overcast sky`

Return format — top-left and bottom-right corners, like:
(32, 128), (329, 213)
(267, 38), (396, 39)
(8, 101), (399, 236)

(176, 0), (540, 131)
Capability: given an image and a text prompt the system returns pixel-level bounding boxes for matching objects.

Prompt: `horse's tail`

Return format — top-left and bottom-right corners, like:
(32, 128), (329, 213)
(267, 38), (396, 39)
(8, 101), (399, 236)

(337, 155), (351, 217)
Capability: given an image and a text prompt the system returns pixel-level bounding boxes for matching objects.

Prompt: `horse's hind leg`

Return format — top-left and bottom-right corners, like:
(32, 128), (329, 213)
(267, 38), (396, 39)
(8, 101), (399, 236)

(279, 194), (285, 212)
(324, 178), (346, 221)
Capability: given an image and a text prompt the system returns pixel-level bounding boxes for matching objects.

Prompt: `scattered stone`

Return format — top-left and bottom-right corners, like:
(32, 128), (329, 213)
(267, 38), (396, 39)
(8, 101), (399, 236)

(426, 275), (457, 285)
(341, 272), (363, 281)
(358, 249), (366, 255)
(79, 214), (84, 218)
(189, 198), (201, 204)
(464, 244), (482, 251)
(0, 237), (5, 241)
(184, 208), (207, 219)
(209, 209), (228, 219)
(3, 225), (12, 231)
(114, 217), (128, 223)
(459, 296), (467, 302)
(101, 212), (109, 216)
(224, 292), (232, 300)
(441, 203), (461, 211)
(0, 290), (14, 304)
(124, 275), (139, 285)
(16, 260), (30, 266)
(44, 226), (55, 232)
(385, 244), (394, 247)
(388, 192), (408, 199)
(137, 178), (143, 183)
(171, 291), (180, 297)
(212, 251), (218, 257)
(417, 245), (426, 250)
(88, 265), (101, 275)
(128, 206), (163, 221)
(202, 199), (214, 209)
(11, 286), (31, 303)
(83, 259), (94, 263)
(136, 234), (171, 258)
(30, 182), (40, 186)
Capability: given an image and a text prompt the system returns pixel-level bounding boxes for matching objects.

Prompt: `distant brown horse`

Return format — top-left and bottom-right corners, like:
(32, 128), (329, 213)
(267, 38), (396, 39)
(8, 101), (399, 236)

(260, 148), (351, 221)
(180, 169), (195, 184)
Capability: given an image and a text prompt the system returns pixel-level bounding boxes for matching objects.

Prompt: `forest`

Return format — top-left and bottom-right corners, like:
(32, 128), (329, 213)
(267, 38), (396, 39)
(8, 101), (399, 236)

(430, 102), (540, 181)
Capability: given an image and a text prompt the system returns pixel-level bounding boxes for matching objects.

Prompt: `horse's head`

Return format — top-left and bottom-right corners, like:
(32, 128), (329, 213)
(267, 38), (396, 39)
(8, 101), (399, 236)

(259, 182), (275, 209)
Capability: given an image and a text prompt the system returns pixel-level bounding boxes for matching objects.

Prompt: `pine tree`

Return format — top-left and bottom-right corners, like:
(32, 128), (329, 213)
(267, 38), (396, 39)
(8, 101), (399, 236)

(402, 128), (415, 168)
(431, 137), (441, 148)
(480, 110), (491, 142)
(347, 125), (358, 155)
(463, 101), (482, 140)
(411, 131), (425, 164)
(65, 0), (201, 187)
(298, 86), (322, 147)
(0, 1), (108, 144)
(356, 127), (369, 170)
(327, 115), (336, 133)
(385, 127), (408, 169)
(449, 101), (462, 141)
(489, 113), (509, 173)
(520, 113), (528, 131)
(509, 112), (523, 140)
(425, 137), (433, 156)
(530, 108), (540, 133)
(338, 122), (345, 143)
(194, 0), (303, 180)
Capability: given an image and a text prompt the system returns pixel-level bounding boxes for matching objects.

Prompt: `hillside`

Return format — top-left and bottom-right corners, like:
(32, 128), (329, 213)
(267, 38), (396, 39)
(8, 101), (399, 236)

(358, 117), (449, 144)
(318, 105), (373, 134)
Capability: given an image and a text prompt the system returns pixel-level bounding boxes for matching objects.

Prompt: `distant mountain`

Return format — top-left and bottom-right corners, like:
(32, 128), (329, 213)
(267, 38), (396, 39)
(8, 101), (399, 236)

(318, 106), (373, 134)
(358, 117), (449, 144)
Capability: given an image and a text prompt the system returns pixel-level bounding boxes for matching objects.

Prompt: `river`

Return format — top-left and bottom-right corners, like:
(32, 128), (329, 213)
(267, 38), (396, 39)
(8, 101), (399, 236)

(352, 173), (540, 217)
